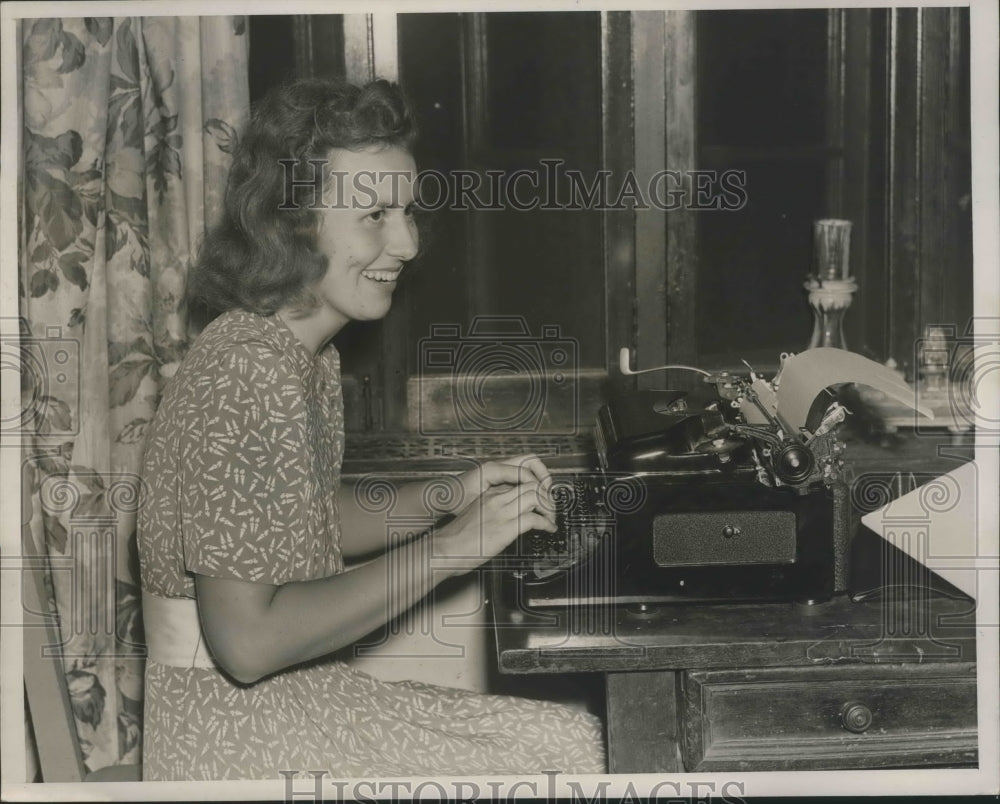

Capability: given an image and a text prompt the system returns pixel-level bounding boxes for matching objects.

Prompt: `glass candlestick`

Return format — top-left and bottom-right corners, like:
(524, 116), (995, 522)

(805, 277), (857, 350)
(814, 219), (853, 280)
(806, 218), (856, 349)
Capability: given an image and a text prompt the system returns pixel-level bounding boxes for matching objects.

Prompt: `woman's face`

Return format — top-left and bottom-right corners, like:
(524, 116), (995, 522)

(310, 144), (419, 331)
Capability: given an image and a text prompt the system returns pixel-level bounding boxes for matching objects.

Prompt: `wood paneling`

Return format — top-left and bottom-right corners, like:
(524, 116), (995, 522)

(840, 9), (876, 355)
(601, 11), (635, 399)
(664, 12), (698, 372)
(879, 8), (973, 376)
(887, 8), (923, 374)
(631, 11), (667, 389)
(606, 671), (683, 773)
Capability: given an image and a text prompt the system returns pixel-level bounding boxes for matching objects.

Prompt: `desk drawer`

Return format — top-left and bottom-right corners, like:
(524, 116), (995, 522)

(681, 663), (977, 771)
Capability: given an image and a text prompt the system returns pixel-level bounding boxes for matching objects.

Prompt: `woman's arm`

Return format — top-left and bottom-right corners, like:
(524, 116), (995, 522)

(338, 455), (556, 560)
(337, 476), (449, 559)
(195, 536), (432, 683)
(196, 481), (555, 683)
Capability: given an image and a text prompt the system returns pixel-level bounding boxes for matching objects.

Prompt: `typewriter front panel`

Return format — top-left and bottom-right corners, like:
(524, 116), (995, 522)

(613, 476), (837, 605)
(516, 473), (837, 608)
(651, 510), (798, 567)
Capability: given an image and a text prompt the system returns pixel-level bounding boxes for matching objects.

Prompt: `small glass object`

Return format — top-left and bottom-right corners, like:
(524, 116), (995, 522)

(805, 277), (857, 349)
(805, 219), (857, 350)
(918, 325), (951, 395)
(813, 219), (853, 280)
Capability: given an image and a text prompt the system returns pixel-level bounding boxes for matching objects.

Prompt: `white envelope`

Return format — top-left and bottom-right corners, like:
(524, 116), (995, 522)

(860, 461), (995, 615)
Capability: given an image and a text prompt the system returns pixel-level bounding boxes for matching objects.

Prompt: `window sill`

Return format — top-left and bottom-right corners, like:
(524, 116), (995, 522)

(342, 432), (598, 478)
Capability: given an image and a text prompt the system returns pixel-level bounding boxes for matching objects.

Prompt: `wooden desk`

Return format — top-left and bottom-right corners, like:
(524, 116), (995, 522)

(490, 563), (978, 772)
(486, 434), (979, 772)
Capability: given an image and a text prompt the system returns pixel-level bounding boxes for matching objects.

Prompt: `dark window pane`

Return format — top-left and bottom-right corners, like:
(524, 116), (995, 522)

(698, 10), (828, 148)
(696, 159), (828, 356)
(484, 12), (601, 155)
(248, 16), (297, 101)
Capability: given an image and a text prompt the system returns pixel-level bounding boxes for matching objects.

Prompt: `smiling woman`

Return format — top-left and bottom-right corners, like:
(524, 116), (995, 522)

(137, 77), (606, 780)
(290, 145), (420, 347)
(184, 80), (417, 324)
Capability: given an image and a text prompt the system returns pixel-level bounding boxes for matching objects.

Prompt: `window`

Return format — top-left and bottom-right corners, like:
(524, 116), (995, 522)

(247, 8), (972, 439)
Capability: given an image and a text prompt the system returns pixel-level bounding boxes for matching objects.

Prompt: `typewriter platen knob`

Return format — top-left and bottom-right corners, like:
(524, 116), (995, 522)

(774, 442), (815, 484)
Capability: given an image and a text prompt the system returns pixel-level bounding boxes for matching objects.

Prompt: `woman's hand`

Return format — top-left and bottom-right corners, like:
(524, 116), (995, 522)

(459, 453), (555, 509)
(339, 455), (555, 559)
(431, 478), (556, 578)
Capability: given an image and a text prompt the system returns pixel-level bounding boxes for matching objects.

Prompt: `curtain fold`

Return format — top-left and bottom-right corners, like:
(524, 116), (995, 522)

(20, 15), (249, 774)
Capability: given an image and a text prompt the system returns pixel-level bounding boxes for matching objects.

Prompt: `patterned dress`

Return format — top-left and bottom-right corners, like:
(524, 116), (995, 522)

(138, 310), (605, 780)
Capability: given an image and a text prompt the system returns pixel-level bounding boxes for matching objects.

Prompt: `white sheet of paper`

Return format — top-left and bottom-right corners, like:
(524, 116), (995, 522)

(861, 461), (989, 603)
(740, 348), (933, 430)
(777, 347), (934, 432)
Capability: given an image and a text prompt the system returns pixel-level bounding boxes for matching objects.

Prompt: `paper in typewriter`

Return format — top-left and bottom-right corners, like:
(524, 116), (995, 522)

(774, 347), (934, 432)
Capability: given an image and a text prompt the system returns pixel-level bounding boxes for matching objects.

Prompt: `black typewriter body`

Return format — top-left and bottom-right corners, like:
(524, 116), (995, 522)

(506, 380), (851, 608)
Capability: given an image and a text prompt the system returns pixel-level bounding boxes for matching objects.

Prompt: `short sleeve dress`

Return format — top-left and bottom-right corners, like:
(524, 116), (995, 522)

(138, 310), (605, 780)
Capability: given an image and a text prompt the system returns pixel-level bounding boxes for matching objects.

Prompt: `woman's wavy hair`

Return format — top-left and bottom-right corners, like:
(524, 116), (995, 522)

(187, 78), (417, 320)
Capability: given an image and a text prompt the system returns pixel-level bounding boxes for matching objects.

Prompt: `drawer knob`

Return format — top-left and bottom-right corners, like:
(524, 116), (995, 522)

(840, 701), (873, 733)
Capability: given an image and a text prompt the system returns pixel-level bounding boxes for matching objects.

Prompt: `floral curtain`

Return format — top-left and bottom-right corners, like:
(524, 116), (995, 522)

(20, 16), (248, 776)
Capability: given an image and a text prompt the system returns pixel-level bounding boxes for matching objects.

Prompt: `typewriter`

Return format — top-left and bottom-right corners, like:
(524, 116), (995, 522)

(506, 347), (930, 607)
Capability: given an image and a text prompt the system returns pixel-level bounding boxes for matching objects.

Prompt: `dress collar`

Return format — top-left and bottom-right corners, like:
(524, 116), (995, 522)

(260, 312), (340, 382)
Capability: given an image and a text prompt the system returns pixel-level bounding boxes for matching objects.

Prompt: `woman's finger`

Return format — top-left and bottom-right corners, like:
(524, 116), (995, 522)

(513, 454), (553, 491)
(492, 483), (557, 527)
(484, 454), (553, 494)
(486, 481), (534, 507)
(512, 511), (558, 534)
